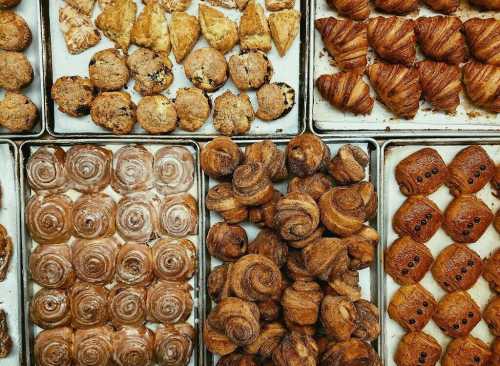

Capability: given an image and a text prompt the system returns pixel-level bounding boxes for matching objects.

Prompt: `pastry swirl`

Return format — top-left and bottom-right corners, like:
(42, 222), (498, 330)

(248, 229), (288, 268)
(303, 237), (349, 281)
(30, 288), (71, 329)
(154, 323), (195, 366)
(287, 174), (333, 202)
(274, 192), (320, 241)
(159, 193), (198, 237)
(208, 263), (233, 303)
(154, 146), (195, 195)
(108, 285), (147, 327)
(0, 224), (13, 282)
(74, 325), (113, 366)
(34, 327), (73, 366)
(232, 162), (274, 206)
(244, 322), (286, 359)
(72, 193), (117, 239)
(116, 243), (154, 286)
(201, 137), (243, 179)
(286, 250), (314, 281)
(26, 146), (68, 194)
(281, 281), (323, 326)
(244, 141), (288, 182)
(112, 145), (154, 194)
(206, 183), (249, 224)
(70, 282), (109, 329)
(66, 145), (112, 193)
(321, 295), (358, 341)
(72, 238), (119, 285)
(248, 189), (282, 228)
(272, 332), (318, 366)
(29, 244), (75, 289)
(203, 321), (238, 356)
(146, 281), (193, 324)
(328, 145), (369, 185)
(152, 238), (197, 281)
(26, 194), (73, 244)
(207, 222), (248, 262)
(116, 194), (159, 243)
(286, 134), (331, 178)
(112, 326), (155, 366)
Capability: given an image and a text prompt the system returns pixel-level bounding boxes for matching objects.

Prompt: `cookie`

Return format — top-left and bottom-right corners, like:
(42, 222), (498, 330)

(90, 91), (136, 135)
(0, 10), (32, 51)
(127, 47), (173, 96)
(0, 50), (32, 90)
(136, 95), (177, 135)
(51, 76), (95, 117)
(228, 51), (273, 90)
(213, 90), (254, 136)
(256, 82), (295, 120)
(89, 48), (129, 91)
(175, 87), (211, 132)
(0, 92), (37, 132)
(183, 47), (228, 92)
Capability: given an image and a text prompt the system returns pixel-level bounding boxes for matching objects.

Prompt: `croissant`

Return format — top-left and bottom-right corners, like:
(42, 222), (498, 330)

(207, 222), (248, 262)
(281, 281), (323, 325)
(353, 299), (380, 342)
(112, 326), (155, 366)
(244, 141), (288, 182)
(70, 282), (109, 328)
(314, 18), (368, 71)
(116, 194), (159, 243)
(321, 339), (381, 366)
(155, 323), (195, 366)
(29, 244), (75, 289)
(201, 137), (243, 179)
(34, 327), (73, 366)
(274, 192), (320, 241)
(244, 322), (287, 359)
(302, 238), (349, 281)
(111, 145), (154, 195)
(66, 144), (112, 193)
(367, 63), (421, 119)
(26, 146), (68, 194)
(415, 16), (467, 65)
(468, 0), (500, 10)
(326, 0), (369, 20)
(72, 238), (119, 285)
(421, 0), (458, 13)
(159, 193), (198, 237)
(320, 295), (358, 341)
(116, 243), (154, 286)
(316, 72), (374, 115)
(272, 332), (318, 366)
(374, 0), (418, 14)
(417, 61), (462, 113)
(248, 189), (282, 228)
(327, 145), (369, 185)
(286, 134), (331, 178)
(463, 18), (500, 66)
(248, 229), (288, 268)
(206, 183), (248, 224)
(0, 225), (12, 282)
(152, 238), (196, 281)
(30, 288), (71, 329)
(462, 62), (500, 113)
(146, 281), (193, 324)
(72, 193), (117, 240)
(74, 326), (113, 366)
(108, 285), (147, 327)
(153, 146), (195, 195)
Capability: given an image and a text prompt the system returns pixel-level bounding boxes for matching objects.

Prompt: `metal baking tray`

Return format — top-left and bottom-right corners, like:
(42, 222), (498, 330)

(380, 138), (500, 366)
(0, 0), (47, 138)
(44, 0), (308, 139)
(308, 0), (500, 137)
(19, 139), (204, 366)
(201, 137), (382, 364)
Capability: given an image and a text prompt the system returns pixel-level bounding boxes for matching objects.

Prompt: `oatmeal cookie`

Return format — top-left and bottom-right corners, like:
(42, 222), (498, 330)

(213, 90), (254, 136)
(228, 51), (273, 90)
(0, 10), (31, 51)
(183, 47), (228, 92)
(89, 48), (129, 91)
(90, 91), (136, 134)
(137, 95), (177, 134)
(256, 82), (295, 120)
(0, 92), (37, 132)
(51, 76), (96, 117)
(127, 47), (173, 96)
(0, 50), (33, 90)
(175, 87), (211, 132)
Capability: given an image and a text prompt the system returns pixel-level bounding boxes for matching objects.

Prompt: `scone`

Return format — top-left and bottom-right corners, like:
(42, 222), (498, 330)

(268, 9), (300, 56)
(136, 95), (177, 134)
(131, 3), (170, 54)
(89, 48), (129, 91)
(169, 11), (200, 63)
(175, 87), (211, 132)
(228, 51), (273, 90)
(64, 0), (96, 15)
(199, 3), (238, 54)
(183, 47), (228, 92)
(59, 4), (101, 54)
(95, 0), (136, 51)
(433, 291), (481, 338)
(0, 92), (37, 132)
(213, 91), (254, 136)
(394, 332), (442, 366)
(484, 296), (500, 336)
(0, 0), (21, 8)
(127, 48), (173, 96)
(0, 10), (32, 51)
(0, 50), (33, 90)
(90, 91), (136, 134)
(484, 248), (500, 293)
(143, 0), (192, 12)
(239, 0), (272, 52)
(442, 336), (492, 366)
(256, 82), (295, 120)
(265, 0), (295, 11)
(51, 76), (96, 117)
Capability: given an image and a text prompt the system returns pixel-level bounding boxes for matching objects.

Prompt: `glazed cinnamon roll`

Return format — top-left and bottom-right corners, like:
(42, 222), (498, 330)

(328, 145), (369, 185)
(232, 162), (274, 206)
(70, 282), (109, 329)
(206, 183), (248, 224)
(208, 263), (233, 303)
(74, 325), (113, 366)
(0, 225), (12, 282)
(282, 281), (323, 326)
(72, 193), (117, 239)
(286, 133), (331, 178)
(108, 285), (147, 327)
(26, 194), (73, 244)
(274, 192), (320, 241)
(303, 238), (349, 282)
(287, 174), (333, 202)
(154, 146), (195, 196)
(116, 243), (154, 286)
(72, 238), (119, 285)
(30, 288), (71, 329)
(244, 141), (288, 182)
(203, 321), (238, 356)
(248, 189), (282, 228)
(152, 238), (197, 281)
(34, 327), (73, 366)
(155, 323), (195, 366)
(116, 194), (159, 243)
(146, 281), (193, 324)
(112, 326), (155, 366)
(207, 222), (248, 262)
(159, 193), (198, 237)
(26, 146), (68, 194)
(111, 145), (154, 194)
(248, 229), (288, 268)
(201, 137), (243, 180)
(30, 244), (75, 289)
(66, 145), (112, 193)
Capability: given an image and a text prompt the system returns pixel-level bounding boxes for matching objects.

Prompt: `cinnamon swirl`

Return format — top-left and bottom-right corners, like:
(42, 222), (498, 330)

(159, 194), (198, 238)
(29, 244), (75, 289)
(0, 224), (12, 282)
(112, 326), (155, 366)
(232, 162), (274, 206)
(273, 192), (320, 241)
(30, 288), (71, 329)
(70, 282), (109, 329)
(244, 141), (288, 182)
(201, 137), (243, 180)
(66, 145), (112, 193)
(116, 194), (159, 243)
(154, 146), (195, 195)
(72, 193), (117, 239)
(286, 133), (331, 178)
(72, 238), (119, 285)
(111, 145), (154, 195)
(152, 238), (197, 281)
(116, 243), (154, 286)
(207, 222), (248, 262)
(108, 285), (147, 327)
(34, 327), (73, 366)
(26, 146), (68, 194)
(146, 281), (193, 324)
(203, 321), (238, 356)
(206, 183), (248, 224)
(74, 325), (113, 366)
(155, 323), (195, 366)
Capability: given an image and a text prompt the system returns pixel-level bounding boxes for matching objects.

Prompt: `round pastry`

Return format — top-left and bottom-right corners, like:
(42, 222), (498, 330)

(213, 90), (254, 136)
(353, 299), (380, 342)
(29, 244), (75, 289)
(287, 133), (331, 177)
(112, 145), (153, 194)
(232, 162), (274, 206)
(88, 48), (129, 91)
(320, 295), (358, 341)
(74, 326), (113, 366)
(431, 243), (482, 292)
(136, 95), (177, 134)
(127, 48), (173, 96)
(245, 140), (288, 182)
(116, 194), (158, 243)
(72, 238), (119, 285)
(203, 321), (238, 356)
(65, 144), (112, 193)
(175, 87), (211, 132)
(207, 222), (248, 262)
(258, 299), (282, 323)
(206, 183), (248, 224)
(115, 243), (154, 287)
(355, 181), (378, 219)
(154, 323), (195, 366)
(0, 10), (31, 51)
(394, 331), (442, 366)
(244, 322), (286, 359)
(274, 192), (320, 241)
(228, 51), (273, 90)
(433, 291), (481, 338)
(273, 332), (318, 366)
(327, 144), (369, 185)
(343, 230), (378, 271)
(201, 137), (243, 180)
(483, 296), (500, 336)
(70, 282), (109, 329)
(208, 263), (233, 303)
(0, 50), (33, 90)
(146, 281), (193, 324)
(248, 189), (282, 229)
(287, 226), (325, 250)
(0, 0), (21, 8)
(183, 47), (228, 92)
(159, 193), (198, 237)
(108, 285), (147, 327)
(51, 76), (95, 117)
(112, 326), (155, 366)
(484, 248), (500, 293)
(248, 229), (288, 268)
(90, 91), (136, 135)
(30, 288), (71, 329)
(72, 193), (116, 240)
(441, 336), (492, 366)
(152, 238), (197, 281)
(281, 281), (323, 326)
(321, 338), (380, 366)
(256, 82), (295, 121)
(286, 250), (314, 282)
(0, 92), (37, 132)
(26, 146), (68, 194)
(153, 146), (195, 195)
(303, 237), (348, 281)
(34, 327), (73, 366)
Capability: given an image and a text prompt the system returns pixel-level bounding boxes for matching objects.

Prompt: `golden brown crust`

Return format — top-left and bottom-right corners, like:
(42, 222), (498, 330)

(0, 92), (37, 132)
(463, 18), (500, 66)
(0, 50), (32, 91)
(144, 0), (192, 12)
(321, 338), (380, 366)
(203, 321), (238, 356)
(353, 299), (380, 342)
(268, 9), (300, 57)
(169, 12), (200, 63)
(328, 145), (369, 184)
(421, 0), (458, 13)
(116, 194), (158, 242)
(34, 327), (73, 366)
(462, 62), (500, 113)
(442, 336), (492, 366)
(207, 183), (248, 224)
(146, 281), (193, 324)
(0, 10), (31, 51)
(159, 193), (198, 237)
(320, 295), (358, 341)
(29, 244), (75, 289)
(388, 284), (437, 331)
(245, 140), (287, 182)
(213, 91), (254, 136)
(303, 237), (348, 281)
(175, 87), (211, 132)
(272, 332), (318, 366)
(64, 0), (96, 15)
(229, 51), (273, 91)
(483, 296), (500, 336)
(27, 146), (68, 194)
(116, 243), (154, 286)
(30, 288), (71, 329)
(326, 0), (369, 20)
(288, 173), (333, 202)
(108, 286), (147, 327)
(239, 0), (271, 52)
(468, 0), (500, 10)
(244, 322), (287, 359)
(70, 282), (109, 328)
(72, 238), (119, 285)
(0, 0), (20, 9)
(484, 248), (500, 293)
(112, 326), (154, 366)
(433, 291), (481, 338)
(184, 47), (228, 92)
(394, 332), (442, 366)
(153, 146), (195, 195)
(90, 91), (136, 135)
(59, 5), (101, 54)
(286, 133), (331, 178)
(248, 229), (288, 268)
(343, 232), (377, 271)
(155, 323), (195, 366)
(152, 238), (196, 282)
(95, 0), (136, 51)
(136, 95), (177, 135)
(274, 192), (320, 241)
(208, 263), (233, 303)
(131, 3), (170, 53)
(255, 82), (295, 121)
(74, 325), (113, 366)
(232, 162), (274, 206)
(127, 48), (173, 96)
(199, 4), (238, 54)
(66, 144), (112, 193)
(109, 146), (152, 190)
(492, 165), (500, 198)
(72, 193), (116, 240)
(207, 222), (248, 262)
(374, 0), (418, 14)
(282, 281), (323, 326)
(201, 137), (243, 179)
(286, 250), (314, 281)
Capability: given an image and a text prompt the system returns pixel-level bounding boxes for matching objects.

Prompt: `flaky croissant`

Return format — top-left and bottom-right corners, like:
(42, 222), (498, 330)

(374, 0), (418, 14)
(421, 0), (458, 13)
(463, 62), (500, 113)
(463, 18), (500, 66)
(326, 0), (369, 20)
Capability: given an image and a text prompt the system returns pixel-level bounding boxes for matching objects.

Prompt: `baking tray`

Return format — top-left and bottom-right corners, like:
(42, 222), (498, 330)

(44, 0), (308, 139)
(309, 0), (500, 137)
(201, 137), (382, 364)
(380, 138), (500, 366)
(0, 0), (47, 138)
(20, 139), (204, 366)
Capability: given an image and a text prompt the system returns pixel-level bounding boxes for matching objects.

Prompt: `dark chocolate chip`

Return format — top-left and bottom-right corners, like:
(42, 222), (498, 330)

(420, 352), (427, 358)
(456, 275), (462, 281)
(425, 172), (432, 178)
(408, 262), (415, 268)
(462, 229), (470, 236)
(415, 225), (421, 232)
(474, 217), (480, 223)
(453, 324), (459, 329)
(467, 260), (474, 266)
(462, 319), (468, 324)
(414, 256), (420, 262)
(461, 267), (467, 273)
(468, 312), (474, 318)
(474, 356), (480, 363)
(468, 178), (474, 184)
(418, 357), (425, 364)
(423, 301), (428, 307)
(480, 165), (486, 170)
(402, 269), (409, 275)
(421, 219), (427, 225)
(432, 168), (438, 174)
(474, 171), (481, 177)
(409, 319), (416, 324)
(417, 176), (423, 182)
(416, 309), (423, 315)
(426, 213), (432, 219)
(467, 222), (474, 228)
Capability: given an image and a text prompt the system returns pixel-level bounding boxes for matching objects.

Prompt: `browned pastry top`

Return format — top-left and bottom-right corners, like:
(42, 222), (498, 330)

(201, 137), (243, 180)
(484, 248), (500, 294)
(484, 296), (500, 337)
(34, 327), (73, 366)
(155, 323), (195, 366)
(232, 162), (275, 207)
(108, 285), (146, 327)
(244, 140), (287, 182)
(281, 281), (323, 326)
(74, 325), (113, 366)
(26, 146), (68, 194)
(0, 310), (12, 358)
(463, 18), (500, 66)
(65, 144), (112, 193)
(495, 208), (500, 234)
(207, 222), (248, 262)
(286, 133), (331, 178)
(0, 225), (12, 283)
(248, 189), (282, 229)
(442, 336), (492, 366)
(394, 331), (442, 366)
(248, 229), (288, 268)
(206, 183), (248, 224)
(321, 338), (381, 366)
(112, 325), (155, 366)
(272, 332), (318, 366)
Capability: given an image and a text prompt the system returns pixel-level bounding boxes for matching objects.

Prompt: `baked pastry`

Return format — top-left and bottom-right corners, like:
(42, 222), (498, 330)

(34, 327), (73, 366)
(274, 192), (320, 241)
(0, 0), (20, 8)
(29, 244), (75, 289)
(127, 48), (173, 96)
(303, 237), (348, 281)
(206, 183), (248, 224)
(208, 263), (233, 303)
(74, 326), (113, 366)
(232, 162), (274, 206)
(184, 47), (228, 91)
(316, 72), (373, 115)
(453, 147), (494, 188)
(417, 61), (462, 113)
(201, 137), (242, 179)
(320, 296), (358, 341)
(343, 227), (378, 270)
(387, 284), (437, 331)
(374, 0), (418, 14)
(152, 238), (196, 282)
(468, 0), (500, 10)
(64, 0), (96, 15)
(89, 48), (129, 91)
(273, 332), (318, 366)
(484, 296), (500, 336)
(484, 248), (500, 293)
(245, 141), (287, 182)
(396, 148), (448, 196)
(422, 0), (458, 12)
(385, 236), (433, 285)
(59, 4), (101, 54)
(0, 10), (31, 51)
(442, 336), (491, 366)
(326, 0), (369, 20)
(415, 16), (467, 65)
(27, 146), (68, 194)
(268, 9), (300, 57)
(229, 51), (273, 90)
(112, 326), (155, 366)
(321, 339), (380, 366)
(248, 229), (288, 268)
(175, 87), (210, 132)
(147, 281), (193, 324)
(0, 310), (10, 358)
(327, 269), (362, 302)
(116, 243), (153, 286)
(137, 95), (177, 134)
(286, 133), (330, 177)
(30, 288), (71, 329)
(0, 92), (37, 132)
(72, 238), (119, 284)
(248, 189), (282, 228)
(95, 0), (136, 51)
(282, 281), (323, 326)
(72, 193), (116, 239)
(355, 182), (377, 219)
(328, 145), (369, 184)
(51, 76), (95, 117)
(90, 91), (136, 134)
(491, 338), (500, 366)
(67, 145), (111, 193)
(70, 282), (109, 328)
(144, 0), (192, 12)
(112, 145), (153, 194)
(495, 208), (500, 234)
(367, 63), (421, 118)
(169, 12), (200, 63)
(463, 18), (499, 66)
(265, 0), (294, 10)
(207, 222), (247, 262)
(432, 243), (482, 292)
(256, 82), (295, 121)
(0, 50), (32, 90)
(462, 62), (500, 113)
(108, 286), (147, 327)
(244, 322), (286, 359)
(353, 299), (380, 341)
(131, 3), (170, 53)
(493, 165), (500, 198)
(203, 321), (238, 356)
(239, 0), (271, 52)
(394, 332), (442, 366)
(288, 173), (333, 202)
(205, 0), (238, 9)
(199, 4), (238, 54)
(159, 193), (198, 237)
(213, 91), (255, 136)
(153, 146), (194, 196)
(155, 323), (195, 366)
(433, 291), (481, 337)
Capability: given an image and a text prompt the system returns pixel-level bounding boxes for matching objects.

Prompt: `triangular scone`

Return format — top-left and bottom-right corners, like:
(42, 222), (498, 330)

(239, 0), (272, 52)
(131, 3), (170, 54)
(169, 11), (200, 63)
(199, 3), (239, 54)
(64, 0), (96, 15)
(268, 9), (300, 56)
(144, 0), (192, 12)
(96, 0), (137, 51)
(59, 4), (101, 54)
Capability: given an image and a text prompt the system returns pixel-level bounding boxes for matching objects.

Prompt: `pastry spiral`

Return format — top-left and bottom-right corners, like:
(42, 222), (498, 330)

(72, 193), (117, 239)
(112, 326), (155, 366)
(159, 193), (198, 237)
(273, 192), (320, 241)
(272, 332), (318, 366)
(463, 62), (500, 113)
(206, 183), (248, 224)
(152, 238), (197, 281)
(29, 244), (75, 289)
(281, 281), (323, 326)
(248, 229), (288, 268)
(154, 323), (195, 366)
(231, 254), (283, 302)
(111, 145), (154, 194)
(303, 237), (349, 281)
(72, 238), (119, 285)
(116, 194), (159, 243)
(26, 194), (73, 244)
(34, 327), (73, 366)
(232, 162), (274, 206)
(245, 322), (287, 359)
(320, 295), (358, 341)
(286, 134), (331, 178)
(288, 174), (333, 203)
(0, 224), (12, 282)
(207, 222), (248, 262)
(70, 282), (109, 329)
(286, 250), (314, 281)
(146, 281), (193, 324)
(201, 137), (243, 180)
(244, 141), (288, 182)
(154, 146), (195, 195)
(108, 285), (147, 327)
(26, 146), (68, 194)
(30, 288), (71, 329)
(328, 144), (369, 184)
(248, 189), (282, 228)
(203, 321), (238, 356)
(116, 243), (154, 286)
(208, 263), (233, 303)
(66, 145), (112, 193)
(326, 0), (369, 20)
(463, 18), (500, 66)
(74, 326), (113, 366)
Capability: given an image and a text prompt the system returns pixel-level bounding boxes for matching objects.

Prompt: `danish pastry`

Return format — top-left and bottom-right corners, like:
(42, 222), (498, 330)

(433, 291), (481, 338)
(394, 332), (442, 366)
(484, 248), (500, 293)
(326, 0), (369, 20)
(483, 296), (500, 336)
(442, 336), (491, 366)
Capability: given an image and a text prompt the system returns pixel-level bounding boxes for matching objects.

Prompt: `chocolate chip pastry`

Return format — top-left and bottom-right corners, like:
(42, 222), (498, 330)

(394, 331), (441, 366)
(388, 284), (437, 331)
(433, 291), (481, 338)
